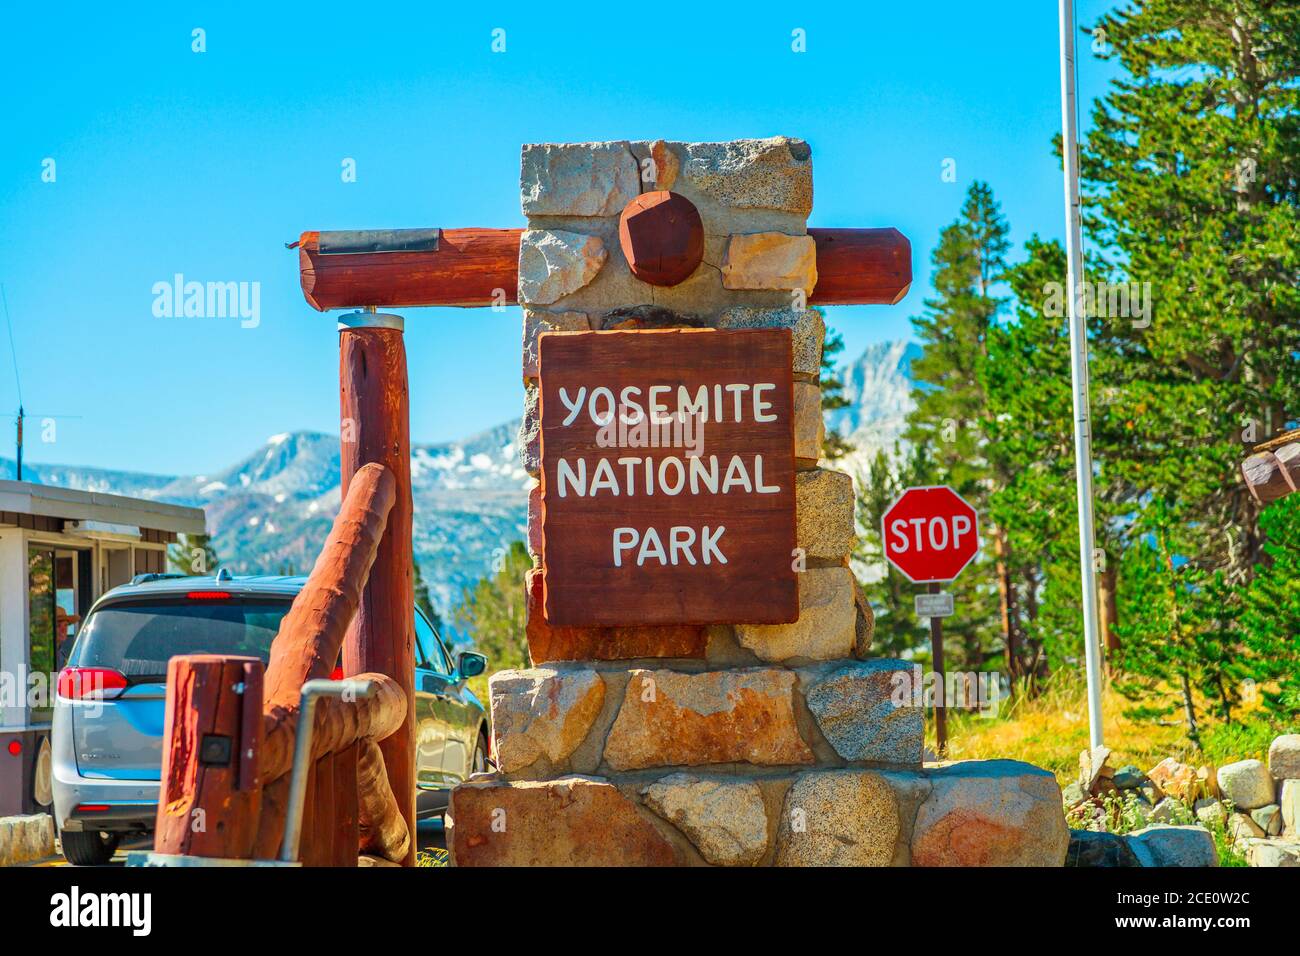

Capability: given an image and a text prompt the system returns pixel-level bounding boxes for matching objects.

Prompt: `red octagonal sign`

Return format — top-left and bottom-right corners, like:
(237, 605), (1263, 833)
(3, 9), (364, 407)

(881, 485), (980, 583)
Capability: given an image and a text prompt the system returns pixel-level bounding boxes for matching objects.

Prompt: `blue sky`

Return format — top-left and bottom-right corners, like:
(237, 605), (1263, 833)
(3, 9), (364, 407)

(0, 0), (1118, 475)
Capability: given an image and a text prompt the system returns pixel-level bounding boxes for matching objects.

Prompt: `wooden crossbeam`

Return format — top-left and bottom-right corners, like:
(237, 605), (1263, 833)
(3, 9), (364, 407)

(296, 227), (910, 311)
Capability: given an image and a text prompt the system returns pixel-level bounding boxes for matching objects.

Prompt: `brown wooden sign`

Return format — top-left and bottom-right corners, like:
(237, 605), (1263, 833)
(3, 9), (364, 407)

(539, 328), (798, 627)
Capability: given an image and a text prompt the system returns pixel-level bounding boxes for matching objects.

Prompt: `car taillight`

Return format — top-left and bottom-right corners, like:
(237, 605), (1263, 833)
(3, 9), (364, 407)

(5, 739), (19, 756)
(186, 591), (232, 600)
(330, 665), (344, 680)
(57, 667), (129, 701)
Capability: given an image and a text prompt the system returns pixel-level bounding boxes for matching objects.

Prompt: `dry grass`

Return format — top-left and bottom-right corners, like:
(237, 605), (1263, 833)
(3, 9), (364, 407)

(416, 847), (449, 867)
(939, 671), (1278, 786)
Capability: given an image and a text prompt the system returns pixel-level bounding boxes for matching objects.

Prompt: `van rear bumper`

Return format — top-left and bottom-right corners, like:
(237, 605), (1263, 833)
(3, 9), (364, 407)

(51, 736), (157, 834)
(54, 756), (158, 832)
(59, 798), (158, 833)
(52, 696), (160, 833)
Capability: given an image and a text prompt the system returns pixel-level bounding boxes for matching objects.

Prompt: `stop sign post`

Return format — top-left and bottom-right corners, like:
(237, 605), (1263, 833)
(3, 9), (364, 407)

(881, 486), (980, 753)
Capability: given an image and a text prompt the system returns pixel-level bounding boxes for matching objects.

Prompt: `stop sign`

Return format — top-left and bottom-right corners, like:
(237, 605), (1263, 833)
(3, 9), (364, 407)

(881, 486), (979, 583)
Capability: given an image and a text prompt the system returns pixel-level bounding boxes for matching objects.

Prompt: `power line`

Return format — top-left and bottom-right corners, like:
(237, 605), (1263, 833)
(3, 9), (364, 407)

(1, 283), (22, 406)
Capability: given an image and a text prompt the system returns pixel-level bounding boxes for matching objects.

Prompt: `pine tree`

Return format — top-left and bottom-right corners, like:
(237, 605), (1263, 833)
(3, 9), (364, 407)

(1241, 495), (1300, 719)
(819, 318), (853, 462)
(983, 236), (1133, 679)
(904, 181), (1010, 670)
(983, 237), (1078, 679)
(1081, 0), (1300, 581)
(452, 541), (532, 672)
(1112, 499), (1243, 746)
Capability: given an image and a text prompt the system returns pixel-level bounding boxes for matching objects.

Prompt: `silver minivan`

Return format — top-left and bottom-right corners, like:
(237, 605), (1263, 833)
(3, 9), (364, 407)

(51, 572), (488, 865)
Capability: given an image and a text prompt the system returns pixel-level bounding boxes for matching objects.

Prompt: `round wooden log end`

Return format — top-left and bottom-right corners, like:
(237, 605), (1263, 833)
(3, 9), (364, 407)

(618, 191), (704, 287)
(1242, 451), (1290, 504)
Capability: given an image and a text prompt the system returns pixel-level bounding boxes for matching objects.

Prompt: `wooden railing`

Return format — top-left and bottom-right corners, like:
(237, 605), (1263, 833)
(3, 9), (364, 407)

(153, 462), (411, 865)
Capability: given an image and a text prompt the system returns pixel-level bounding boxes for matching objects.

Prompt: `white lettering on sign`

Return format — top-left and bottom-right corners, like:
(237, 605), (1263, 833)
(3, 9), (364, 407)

(555, 454), (780, 498)
(889, 514), (973, 553)
(555, 382), (786, 560)
(558, 383), (779, 428)
(612, 526), (728, 567)
(915, 592), (955, 618)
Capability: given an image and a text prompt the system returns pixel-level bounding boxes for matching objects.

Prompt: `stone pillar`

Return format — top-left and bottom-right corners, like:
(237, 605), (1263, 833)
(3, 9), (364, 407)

(448, 139), (1068, 867)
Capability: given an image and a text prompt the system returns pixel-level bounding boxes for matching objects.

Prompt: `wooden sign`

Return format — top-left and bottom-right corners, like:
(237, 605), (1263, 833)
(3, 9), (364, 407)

(539, 329), (798, 627)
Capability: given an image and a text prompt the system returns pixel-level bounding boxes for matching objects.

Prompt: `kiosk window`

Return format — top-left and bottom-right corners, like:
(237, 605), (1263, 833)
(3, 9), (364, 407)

(28, 548), (56, 712)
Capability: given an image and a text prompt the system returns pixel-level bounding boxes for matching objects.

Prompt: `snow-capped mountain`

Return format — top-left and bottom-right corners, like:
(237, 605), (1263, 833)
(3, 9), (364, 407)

(825, 339), (921, 477)
(0, 423), (529, 632)
(1, 341), (918, 627)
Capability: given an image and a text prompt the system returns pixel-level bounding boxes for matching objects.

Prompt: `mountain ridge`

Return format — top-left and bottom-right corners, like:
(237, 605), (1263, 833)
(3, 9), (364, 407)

(2, 341), (918, 629)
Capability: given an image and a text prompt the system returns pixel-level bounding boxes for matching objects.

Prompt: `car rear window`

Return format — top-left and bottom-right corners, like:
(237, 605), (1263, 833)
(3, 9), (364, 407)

(69, 597), (292, 679)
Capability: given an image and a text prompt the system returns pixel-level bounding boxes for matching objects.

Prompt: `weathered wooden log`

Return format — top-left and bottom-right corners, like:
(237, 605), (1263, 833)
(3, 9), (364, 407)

(1251, 426), (1300, 453)
(340, 324), (417, 866)
(251, 460), (395, 862)
(806, 227), (912, 305)
(300, 228), (522, 311)
(300, 751), (331, 867)
(263, 461), (397, 716)
(357, 739), (411, 863)
(296, 227), (911, 310)
(1241, 448), (1297, 504)
(251, 776), (289, 861)
(154, 655), (264, 859)
(1273, 442), (1300, 487)
(327, 745), (359, 867)
(250, 675), (405, 863)
(259, 672), (407, 782)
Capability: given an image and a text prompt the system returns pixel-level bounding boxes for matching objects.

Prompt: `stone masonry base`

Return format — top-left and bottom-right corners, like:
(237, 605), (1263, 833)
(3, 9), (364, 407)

(448, 760), (1068, 867)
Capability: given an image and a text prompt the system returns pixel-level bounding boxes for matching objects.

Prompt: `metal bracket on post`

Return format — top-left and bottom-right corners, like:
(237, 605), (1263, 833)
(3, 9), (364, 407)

(337, 307), (404, 333)
(318, 228), (441, 256)
(280, 678), (379, 864)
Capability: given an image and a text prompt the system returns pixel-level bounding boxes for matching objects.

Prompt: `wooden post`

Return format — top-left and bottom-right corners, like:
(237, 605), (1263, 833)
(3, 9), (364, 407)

(302, 752), (336, 867)
(250, 673), (406, 861)
(1098, 562), (1120, 670)
(155, 655), (264, 859)
(330, 745), (360, 866)
(928, 583), (947, 755)
(339, 311), (416, 866)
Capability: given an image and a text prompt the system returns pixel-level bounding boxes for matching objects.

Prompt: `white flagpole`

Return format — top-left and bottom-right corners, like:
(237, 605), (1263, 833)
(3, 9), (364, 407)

(1059, 0), (1105, 748)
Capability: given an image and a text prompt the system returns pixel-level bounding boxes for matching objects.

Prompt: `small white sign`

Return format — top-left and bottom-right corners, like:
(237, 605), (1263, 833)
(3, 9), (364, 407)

(915, 592), (954, 618)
